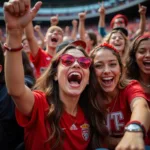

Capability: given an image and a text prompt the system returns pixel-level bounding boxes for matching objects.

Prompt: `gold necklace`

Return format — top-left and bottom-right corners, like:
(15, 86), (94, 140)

(110, 96), (118, 113)
(107, 93), (118, 113)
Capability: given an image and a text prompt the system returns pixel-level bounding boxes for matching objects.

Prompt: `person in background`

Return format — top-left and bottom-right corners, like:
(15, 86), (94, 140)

(98, 2), (147, 40)
(0, 43), (24, 150)
(126, 33), (150, 146)
(102, 27), (129, 67)
(24, 2), (64, 78)
(90, 42), (150, 149)
(3, 1), (107, 149)
(78, 12), (97, 54)
(34, 25), (45, 49)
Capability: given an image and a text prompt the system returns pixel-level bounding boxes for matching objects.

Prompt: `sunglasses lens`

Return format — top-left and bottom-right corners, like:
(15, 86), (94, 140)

(61, 54), (74, 66)
(78, 57), (91, 69)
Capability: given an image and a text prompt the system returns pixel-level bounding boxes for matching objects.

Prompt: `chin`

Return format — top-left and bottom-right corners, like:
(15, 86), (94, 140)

(67, 90), (82, 97)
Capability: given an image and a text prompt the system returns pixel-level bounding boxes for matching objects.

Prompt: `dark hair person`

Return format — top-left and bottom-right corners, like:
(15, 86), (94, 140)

(126, 33), (150, 146)
(90, 42), (150, 150)
(0, 42), (24, 150)
(3, 1), (107, 149)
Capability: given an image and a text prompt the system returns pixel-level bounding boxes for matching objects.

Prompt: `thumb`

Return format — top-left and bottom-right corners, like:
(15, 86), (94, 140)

(138, 3), (141, 9)
(30, 1), (42, 19)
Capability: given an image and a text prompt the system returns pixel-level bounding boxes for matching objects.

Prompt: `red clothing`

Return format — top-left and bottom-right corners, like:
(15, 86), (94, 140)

(15, 91), (90, 150)
(30, 48), (52, 78)
(106, 80), (147, 137)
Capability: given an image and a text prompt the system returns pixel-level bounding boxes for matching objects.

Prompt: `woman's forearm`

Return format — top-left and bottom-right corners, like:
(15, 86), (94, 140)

(5, 29), (26, 97)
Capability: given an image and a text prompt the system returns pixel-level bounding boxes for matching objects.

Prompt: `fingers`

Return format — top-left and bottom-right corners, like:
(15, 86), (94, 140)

(4, 0), (29, 16)
(138, 3), (147, 14)
(30, 1), (42, 19)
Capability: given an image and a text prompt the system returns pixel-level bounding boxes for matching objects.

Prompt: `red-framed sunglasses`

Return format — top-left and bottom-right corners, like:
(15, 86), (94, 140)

(59, 54), (91, 69)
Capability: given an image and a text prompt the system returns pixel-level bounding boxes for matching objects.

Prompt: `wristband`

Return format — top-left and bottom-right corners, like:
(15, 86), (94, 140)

(125, 120), (146, 139)
(3, 43), (23, 52)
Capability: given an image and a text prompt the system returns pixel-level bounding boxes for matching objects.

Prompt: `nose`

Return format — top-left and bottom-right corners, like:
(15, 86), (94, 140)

(103, 65), (111, 74)
(115, 37), (120, 41)
(53, 30), (58, 35)
(72, 60), (80, 68)
(145, 50), (150, 57)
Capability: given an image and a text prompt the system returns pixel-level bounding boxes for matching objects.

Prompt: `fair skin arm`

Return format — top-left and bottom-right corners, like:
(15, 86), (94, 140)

(34, 25), (45, 49)
(4, 0), (42, 115)
(71, 19), (78, 40)
(134, 4), (147, 38)
(24, 19), (39, 57)
(78, 12), (86, 41)
(116, 97), (150, 150)
(98, 2), (105, 28)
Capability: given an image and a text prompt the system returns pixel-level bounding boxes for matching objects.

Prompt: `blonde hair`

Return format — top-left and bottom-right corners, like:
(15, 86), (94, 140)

(102, 29), (130, 65)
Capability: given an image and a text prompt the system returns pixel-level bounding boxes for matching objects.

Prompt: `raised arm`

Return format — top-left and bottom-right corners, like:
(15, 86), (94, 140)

(98, 2), (107, 38)
(4, 0), (42, 116)
(34, 25), (45, 49)
(116, 97), (150, 149)
(134, 4), (147, 38)
(71, 19), (78, 40)
(24, 19), (39, 57)
(78, 12), (86, 41)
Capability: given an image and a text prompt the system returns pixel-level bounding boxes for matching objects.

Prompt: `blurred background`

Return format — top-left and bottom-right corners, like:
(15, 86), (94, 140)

(0, 0), (150, 40)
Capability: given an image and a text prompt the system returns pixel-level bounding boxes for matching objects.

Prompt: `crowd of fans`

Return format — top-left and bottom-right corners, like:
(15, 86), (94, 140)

(0, 0), (150, 150)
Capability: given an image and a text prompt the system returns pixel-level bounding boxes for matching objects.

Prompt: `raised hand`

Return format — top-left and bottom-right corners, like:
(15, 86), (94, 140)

(4, 0), (42, 31)
(50, 15), (59, 26)
(72, 19), (78, 27)
(98, 1), (105, 16)
(34, 25), (41, 32)
(138, 4), (147, 16)
(78, 12), (86, 21)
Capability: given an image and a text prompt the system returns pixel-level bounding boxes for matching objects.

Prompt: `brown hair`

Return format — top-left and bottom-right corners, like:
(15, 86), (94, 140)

(126, 34), (150, 80)
(34, 44), (107, 149)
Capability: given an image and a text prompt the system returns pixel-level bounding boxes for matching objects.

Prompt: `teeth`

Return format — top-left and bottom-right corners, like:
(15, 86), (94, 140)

(102, 77), (113, 80)
(69, 72), (81, 77)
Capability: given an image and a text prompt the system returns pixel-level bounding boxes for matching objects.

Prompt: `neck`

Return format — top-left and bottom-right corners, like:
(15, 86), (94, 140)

(139, 73), (150, 88)
(60, 92), (80, 116)
(46, 46), (56, 57)
(106, 88), (119, 103)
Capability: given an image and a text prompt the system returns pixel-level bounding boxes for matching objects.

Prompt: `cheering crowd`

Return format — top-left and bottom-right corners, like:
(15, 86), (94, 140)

(0, 0), (150, 150)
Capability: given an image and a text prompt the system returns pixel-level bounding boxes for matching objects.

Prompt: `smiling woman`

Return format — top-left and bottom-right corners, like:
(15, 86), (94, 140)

(90, 42), (150, 150)
(3, 0), (107, 149)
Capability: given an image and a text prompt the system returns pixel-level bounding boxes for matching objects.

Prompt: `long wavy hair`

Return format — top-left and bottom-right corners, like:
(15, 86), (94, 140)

(126, 34), (150, 80)
(34, 44), (107, 149)
(22, 51), (34, 78)
(102, 29), (129, 64)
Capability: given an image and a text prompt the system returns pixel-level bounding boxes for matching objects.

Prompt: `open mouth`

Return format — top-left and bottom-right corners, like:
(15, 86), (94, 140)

(143, 61), (150, 69)
(68, 72), (82, 86)
(101, 77), (114, 86)
(51, 37), (58, 43)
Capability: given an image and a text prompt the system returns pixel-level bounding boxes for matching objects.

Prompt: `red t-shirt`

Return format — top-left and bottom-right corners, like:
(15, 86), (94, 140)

(15, 91), (90, 150)
(30, 48), (52, 78)
(106, 80), (147, 137)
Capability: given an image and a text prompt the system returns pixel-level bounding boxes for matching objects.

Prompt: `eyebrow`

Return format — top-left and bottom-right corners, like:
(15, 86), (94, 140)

(94, 60), (117, 63)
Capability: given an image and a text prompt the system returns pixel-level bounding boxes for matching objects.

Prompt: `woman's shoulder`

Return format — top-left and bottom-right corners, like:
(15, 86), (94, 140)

(126, 80), (141, 88)
(121, 80), (142, 93)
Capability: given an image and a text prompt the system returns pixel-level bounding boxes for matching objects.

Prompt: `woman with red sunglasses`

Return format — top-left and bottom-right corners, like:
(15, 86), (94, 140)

(3, 1), (107, 150)
(90, 43), (150, 149)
